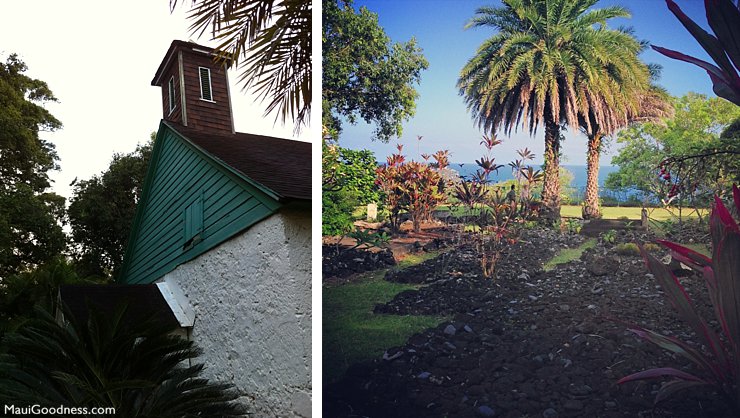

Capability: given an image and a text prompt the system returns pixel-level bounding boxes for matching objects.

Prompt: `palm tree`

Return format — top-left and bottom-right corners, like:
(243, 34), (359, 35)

(171, 0), (311, 132)
(570, 27), (673, 219)
(0, 304), (245, 417)
(580, 83), (673, 218)
(458, 0), (639, 222)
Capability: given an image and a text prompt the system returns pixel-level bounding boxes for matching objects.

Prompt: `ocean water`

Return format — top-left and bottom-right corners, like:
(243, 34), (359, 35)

(451, 164), (618, 188)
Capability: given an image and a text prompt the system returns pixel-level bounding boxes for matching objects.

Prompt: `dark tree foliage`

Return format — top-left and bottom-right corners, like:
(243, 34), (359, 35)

(0, 54), (65, 278)
(68, 136), (154, 279)
(322, 0), (428, 142)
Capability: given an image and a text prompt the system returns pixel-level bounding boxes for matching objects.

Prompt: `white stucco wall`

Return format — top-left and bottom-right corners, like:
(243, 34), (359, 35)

(159, 208), (311, 417)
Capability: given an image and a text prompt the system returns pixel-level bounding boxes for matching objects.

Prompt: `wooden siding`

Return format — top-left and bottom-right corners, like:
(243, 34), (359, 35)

(160, 59), (183, 125)
(181, 51), (233, 135)
(119, 125), (280, 285)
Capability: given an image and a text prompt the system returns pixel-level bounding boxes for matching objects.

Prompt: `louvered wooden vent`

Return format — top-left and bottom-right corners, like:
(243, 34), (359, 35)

(198, 67), (213, 101)
(168, 76), (176, 113)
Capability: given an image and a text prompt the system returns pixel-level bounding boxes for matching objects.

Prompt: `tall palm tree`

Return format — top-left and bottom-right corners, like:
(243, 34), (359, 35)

(171, 0), (311, 132)
(458, 0), (638, 221)
(580, 83), (673, 218)
(570, 27), (673, 219)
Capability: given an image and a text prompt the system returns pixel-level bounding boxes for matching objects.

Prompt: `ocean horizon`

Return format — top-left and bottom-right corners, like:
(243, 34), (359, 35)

(449, 164), (618, 189)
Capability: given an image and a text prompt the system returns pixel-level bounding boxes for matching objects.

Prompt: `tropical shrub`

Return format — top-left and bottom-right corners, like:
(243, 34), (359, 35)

(322, 187), (360, 236)
(619, 185), (740, 412)
(453, 136), (543, 278)
(375, 144), (445, 232)
(0, 304), (245, 416)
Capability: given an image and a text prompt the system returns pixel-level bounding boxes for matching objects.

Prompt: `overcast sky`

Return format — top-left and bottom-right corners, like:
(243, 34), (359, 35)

(340, 0), (716, 166)
(1, 0), (309, 201)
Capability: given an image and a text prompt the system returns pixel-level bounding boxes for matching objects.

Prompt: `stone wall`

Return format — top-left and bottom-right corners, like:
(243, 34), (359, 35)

(159, 208), (311, 417)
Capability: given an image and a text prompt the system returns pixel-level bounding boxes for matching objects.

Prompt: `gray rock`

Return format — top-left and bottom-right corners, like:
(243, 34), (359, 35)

(477, 405), (496, 417)
(444, 324), (457, 336)
(563, 399), (584, 411)
(542, 408), (558, 418)
(417, 371), (431, 379)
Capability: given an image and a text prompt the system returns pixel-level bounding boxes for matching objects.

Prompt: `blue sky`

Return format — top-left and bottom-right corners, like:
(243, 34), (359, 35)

(337, 0), (716, 166)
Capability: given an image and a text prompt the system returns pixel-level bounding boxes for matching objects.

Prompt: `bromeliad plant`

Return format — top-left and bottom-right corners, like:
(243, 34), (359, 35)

(619, 185), (740, 412)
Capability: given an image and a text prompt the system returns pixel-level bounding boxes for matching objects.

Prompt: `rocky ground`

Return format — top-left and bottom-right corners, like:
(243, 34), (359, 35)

(324, 226), (734, 417)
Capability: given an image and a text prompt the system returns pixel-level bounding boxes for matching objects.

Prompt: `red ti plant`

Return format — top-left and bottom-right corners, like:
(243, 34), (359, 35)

(453, 135), (526, 278)
(652, 0), (740, 106)
(619, 185), (740, 411)
(375, 144), (445, 233)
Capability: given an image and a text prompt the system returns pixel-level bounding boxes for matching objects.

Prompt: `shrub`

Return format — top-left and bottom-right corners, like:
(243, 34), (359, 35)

(0, 304), (245, 416)
(376, 144), (445, 233)
(619, 185), (740, 412)
(600, 229), (617, 244)
(453, 137), (543, 277)
(323, 187), (360, 236)
(615, 242), (641, 256)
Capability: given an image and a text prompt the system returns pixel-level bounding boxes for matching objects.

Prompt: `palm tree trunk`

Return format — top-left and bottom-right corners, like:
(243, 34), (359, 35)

(542, 119), (561, 223)
(582, 133), (602, 219)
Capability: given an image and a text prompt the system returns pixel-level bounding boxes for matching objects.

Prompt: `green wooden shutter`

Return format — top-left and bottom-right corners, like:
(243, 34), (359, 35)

(184, 196), (203, 248)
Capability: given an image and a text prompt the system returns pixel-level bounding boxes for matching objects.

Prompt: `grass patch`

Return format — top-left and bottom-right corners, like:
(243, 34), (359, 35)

(396, 250), (440, 269)
(560, 205), (707, 220)
(323, 259), (446, 384)
(543, 238), (597, 271)
(681, 242), (711, 257)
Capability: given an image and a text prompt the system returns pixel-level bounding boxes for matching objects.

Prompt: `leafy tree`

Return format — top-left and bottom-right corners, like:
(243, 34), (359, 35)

(458, 0), (645, 222)
(68, 136), (154, 279)
(0, 257), (101, 335)
(0, 304), (245, 416)
(606, 93), (740, 200)
(0, 54), (65, 278)
(323, 0), (428, 142)
(172, 0), (311, 130)
(322, 139), (380, 236)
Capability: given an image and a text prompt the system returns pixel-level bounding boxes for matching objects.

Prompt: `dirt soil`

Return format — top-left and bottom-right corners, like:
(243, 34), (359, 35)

(324, 227), (735, 418)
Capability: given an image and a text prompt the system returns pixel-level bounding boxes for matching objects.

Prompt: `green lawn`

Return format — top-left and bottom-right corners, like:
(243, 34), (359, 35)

(560, 205), (707, 220)
(323, 253), (447, 384)
(543, 238), (597, 271)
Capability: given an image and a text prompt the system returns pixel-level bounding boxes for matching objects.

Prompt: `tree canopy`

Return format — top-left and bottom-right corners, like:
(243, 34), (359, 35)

(68, 135), (154, 279)
(322, 0), (428, 142)
(606, 93), (740, 200)
(0, 54), (65, 279)
(457, 0), (644, 219)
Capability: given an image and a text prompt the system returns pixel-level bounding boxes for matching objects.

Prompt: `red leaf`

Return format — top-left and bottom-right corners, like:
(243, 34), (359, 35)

(656, 239), (712, 271)
(626, 326), (724, 378)
(655, 379), (709, 404)
(716, 232), (740, 357)
(640, 246), (730, 376)
(652, 46), (731, 84)
(713, 196), (740, 234)
(618, 367), (705, 384)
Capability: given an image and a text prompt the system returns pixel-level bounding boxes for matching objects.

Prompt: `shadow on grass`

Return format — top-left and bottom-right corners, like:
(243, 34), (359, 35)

(323, 252), (447, 385)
